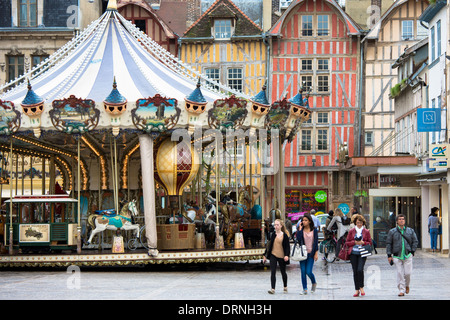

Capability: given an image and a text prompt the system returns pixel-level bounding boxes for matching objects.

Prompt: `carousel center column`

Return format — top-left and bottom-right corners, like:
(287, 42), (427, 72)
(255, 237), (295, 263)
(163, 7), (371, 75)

(139, 133), (159, 257)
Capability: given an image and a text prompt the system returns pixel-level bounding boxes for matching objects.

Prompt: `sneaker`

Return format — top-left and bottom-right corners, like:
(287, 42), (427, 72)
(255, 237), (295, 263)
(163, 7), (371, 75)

(299, 290), (308, 295)
(268, 289), (275, 294)
(311, 283), (317, 293)
(283, 287), (288, 294)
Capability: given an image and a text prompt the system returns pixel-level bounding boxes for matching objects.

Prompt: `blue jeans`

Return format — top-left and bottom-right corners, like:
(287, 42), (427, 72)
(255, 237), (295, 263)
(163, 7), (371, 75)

(299, 255), (316, 290)
(430, 228), (439, 250)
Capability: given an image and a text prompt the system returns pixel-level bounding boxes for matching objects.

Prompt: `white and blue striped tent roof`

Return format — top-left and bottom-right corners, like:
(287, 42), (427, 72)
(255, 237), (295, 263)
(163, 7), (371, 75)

(0, 5), (244, 108)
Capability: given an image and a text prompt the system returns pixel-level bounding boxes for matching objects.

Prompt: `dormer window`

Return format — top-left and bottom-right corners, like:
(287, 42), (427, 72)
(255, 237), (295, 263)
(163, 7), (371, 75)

(214, 19), (233, 40)
(19, 0), (37, 27)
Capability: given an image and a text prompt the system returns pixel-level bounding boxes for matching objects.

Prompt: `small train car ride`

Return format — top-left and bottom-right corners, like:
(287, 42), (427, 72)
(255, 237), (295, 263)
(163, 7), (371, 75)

(4, 195), (78, 253)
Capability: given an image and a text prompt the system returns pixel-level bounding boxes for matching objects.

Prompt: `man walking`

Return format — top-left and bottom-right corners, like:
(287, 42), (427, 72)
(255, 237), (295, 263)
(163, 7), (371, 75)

(386, 214), (419, 296)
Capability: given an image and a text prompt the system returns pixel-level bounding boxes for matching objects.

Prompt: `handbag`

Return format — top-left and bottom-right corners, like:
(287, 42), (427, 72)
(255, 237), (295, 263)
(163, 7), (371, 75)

(338, 242), (350, 261)
(291, 240), (307, 261)
(351, 244), (372, 257)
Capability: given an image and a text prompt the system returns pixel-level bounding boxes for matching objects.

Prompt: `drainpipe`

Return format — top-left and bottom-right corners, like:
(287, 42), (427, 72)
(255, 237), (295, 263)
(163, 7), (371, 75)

(262, 32), (271, 102)
(358, 35), (364, 157)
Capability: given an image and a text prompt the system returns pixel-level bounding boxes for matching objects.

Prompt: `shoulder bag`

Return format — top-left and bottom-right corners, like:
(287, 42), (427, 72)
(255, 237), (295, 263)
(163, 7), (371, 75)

(338, 242), (351, 261)
(291, 235), (307, 261)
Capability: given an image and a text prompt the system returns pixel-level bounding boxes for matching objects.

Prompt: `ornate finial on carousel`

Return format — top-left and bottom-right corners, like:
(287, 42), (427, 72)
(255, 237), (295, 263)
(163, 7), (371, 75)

(106, 0), (118, 11)
(104, 76), (127, 136)
(185, 77), (208, 133)
(251, 82), (270, 109)
(21, 78), (45, 138)
(285, 82), (312, 139)
(248, 82), (271, 133)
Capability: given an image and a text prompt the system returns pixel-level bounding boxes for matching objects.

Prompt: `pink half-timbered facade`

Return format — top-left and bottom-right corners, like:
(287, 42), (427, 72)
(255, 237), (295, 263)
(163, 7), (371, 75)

(267, 0), (362, 213)
(118, 0), (179, 56)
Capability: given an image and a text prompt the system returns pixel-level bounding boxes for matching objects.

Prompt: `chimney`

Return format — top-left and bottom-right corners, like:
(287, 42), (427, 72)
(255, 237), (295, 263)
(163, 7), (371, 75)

(371, 0), (382, 10)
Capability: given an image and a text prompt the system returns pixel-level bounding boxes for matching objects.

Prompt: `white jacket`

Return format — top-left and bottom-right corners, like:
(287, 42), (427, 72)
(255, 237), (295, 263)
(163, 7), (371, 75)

(327, 216), (350, 239)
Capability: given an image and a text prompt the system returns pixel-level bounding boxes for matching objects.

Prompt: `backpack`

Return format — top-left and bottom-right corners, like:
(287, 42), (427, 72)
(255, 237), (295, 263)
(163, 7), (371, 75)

(341, 216), (350, 226)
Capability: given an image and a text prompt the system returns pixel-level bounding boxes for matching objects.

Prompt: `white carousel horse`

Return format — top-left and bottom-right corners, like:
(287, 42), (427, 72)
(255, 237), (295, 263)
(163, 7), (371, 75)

(86, 199), (140, 245)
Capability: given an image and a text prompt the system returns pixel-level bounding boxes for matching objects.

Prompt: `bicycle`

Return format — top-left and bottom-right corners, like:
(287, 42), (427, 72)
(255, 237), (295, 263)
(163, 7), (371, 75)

(321, 232), (338, 263)
(127, 225), (149, 250)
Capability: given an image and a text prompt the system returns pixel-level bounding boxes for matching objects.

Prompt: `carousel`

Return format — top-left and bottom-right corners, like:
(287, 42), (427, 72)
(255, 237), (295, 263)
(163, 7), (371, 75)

(0, 0), (311, 267)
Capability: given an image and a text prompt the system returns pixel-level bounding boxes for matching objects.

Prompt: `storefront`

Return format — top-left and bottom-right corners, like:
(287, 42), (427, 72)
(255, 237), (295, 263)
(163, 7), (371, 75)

(369, 188), (421, 248)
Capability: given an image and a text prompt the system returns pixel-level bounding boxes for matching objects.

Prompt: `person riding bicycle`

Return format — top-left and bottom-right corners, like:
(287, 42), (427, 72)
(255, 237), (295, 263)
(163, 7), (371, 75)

(324, 210), (336, 240)
(327, 208), (350, 257)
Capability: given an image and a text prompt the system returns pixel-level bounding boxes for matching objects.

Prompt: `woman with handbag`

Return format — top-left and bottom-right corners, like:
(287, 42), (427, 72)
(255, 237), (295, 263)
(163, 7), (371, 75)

(263, 219), (290, 294)
(345, 214), (372, 297)
(296, 214), (319, 295)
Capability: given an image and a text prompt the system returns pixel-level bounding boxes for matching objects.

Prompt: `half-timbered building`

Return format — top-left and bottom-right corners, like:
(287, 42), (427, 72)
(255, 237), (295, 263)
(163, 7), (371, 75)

(117, 0), (179, 56)
(266, 0), (362, 214)
(179, 0), (267, 98)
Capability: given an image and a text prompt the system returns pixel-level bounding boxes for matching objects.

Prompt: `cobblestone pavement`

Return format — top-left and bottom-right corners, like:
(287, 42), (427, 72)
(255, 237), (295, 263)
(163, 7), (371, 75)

(0, 249), (448, 301)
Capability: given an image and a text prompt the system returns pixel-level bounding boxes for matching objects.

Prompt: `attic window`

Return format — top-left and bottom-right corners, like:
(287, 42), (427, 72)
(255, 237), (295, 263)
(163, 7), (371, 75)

(214, 19), (233, 39)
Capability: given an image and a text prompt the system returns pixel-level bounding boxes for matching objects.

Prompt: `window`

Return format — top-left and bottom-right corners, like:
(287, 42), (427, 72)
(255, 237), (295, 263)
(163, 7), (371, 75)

(301, 75), (313, 90)
(227, 68), (242, 92)
(317, 75), (329, 93)
(214, 19), (232, 39)
(317, 129), (328, 151)
(437, 20), (441, 57)
(431, 26), (435, 61)
(302, 16), (313, 36)
(134, 20), (146, 33)
(301, 59), (312, 71)
(32, 55), (48, 68)
(31, 54), (49, 75)
(317, 112), (328, 124)
(301, 130), (312, 151)
(317, 15), (329, 36)
(318, 59), (329, 71)
(402, 20), (413, 40)
(7, 55), (24, 83)
(205, 68), (220, 90)
(365, 132), (373, 145)
(19, 0), (37, 27)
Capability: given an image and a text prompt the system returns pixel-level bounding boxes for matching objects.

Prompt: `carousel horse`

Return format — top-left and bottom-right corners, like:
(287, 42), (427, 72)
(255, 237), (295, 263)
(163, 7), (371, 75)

(205, 191), (253, 247)
(86, 199), (140, 245)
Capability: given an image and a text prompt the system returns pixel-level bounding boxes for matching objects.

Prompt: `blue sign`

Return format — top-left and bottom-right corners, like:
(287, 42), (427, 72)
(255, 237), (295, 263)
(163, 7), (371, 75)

(417, 108), (441, 132)
(338, 203), (350, 215)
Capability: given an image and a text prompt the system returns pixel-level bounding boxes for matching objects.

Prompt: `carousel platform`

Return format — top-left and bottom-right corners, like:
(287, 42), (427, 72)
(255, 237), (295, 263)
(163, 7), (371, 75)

(0, 247), (265, 268)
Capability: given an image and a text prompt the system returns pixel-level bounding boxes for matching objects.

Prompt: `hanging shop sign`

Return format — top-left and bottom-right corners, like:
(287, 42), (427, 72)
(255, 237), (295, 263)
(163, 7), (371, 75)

(417, 108), (441, 132)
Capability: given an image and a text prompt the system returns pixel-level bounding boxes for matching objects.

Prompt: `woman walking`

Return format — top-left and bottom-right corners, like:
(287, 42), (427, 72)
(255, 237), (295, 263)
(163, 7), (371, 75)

(296, 214), (319, 295)
(428, 207), (440, 252)
(345, 214), (372, 297)
(263, 219), (290, 294)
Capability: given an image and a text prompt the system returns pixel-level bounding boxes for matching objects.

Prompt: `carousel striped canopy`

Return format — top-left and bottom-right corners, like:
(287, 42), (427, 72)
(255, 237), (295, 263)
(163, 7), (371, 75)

(0, 7), (243, 106)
